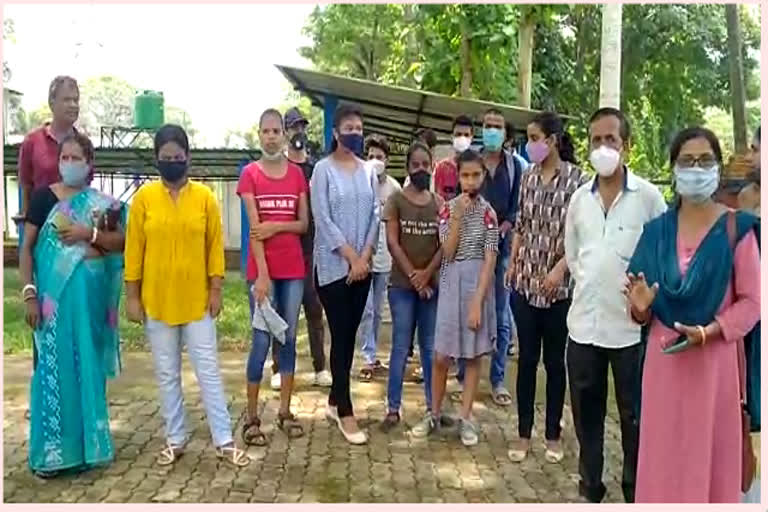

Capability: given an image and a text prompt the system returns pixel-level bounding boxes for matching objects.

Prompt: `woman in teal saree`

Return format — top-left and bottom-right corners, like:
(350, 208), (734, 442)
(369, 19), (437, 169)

(19, 133), (126, 478)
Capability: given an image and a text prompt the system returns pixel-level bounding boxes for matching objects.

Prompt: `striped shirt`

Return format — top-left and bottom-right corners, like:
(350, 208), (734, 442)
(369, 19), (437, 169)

(310, 155), (380, 286)
(438, 195), (499, 262)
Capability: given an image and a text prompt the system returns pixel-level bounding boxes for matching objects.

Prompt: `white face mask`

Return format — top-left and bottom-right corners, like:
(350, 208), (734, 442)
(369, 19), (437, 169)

(365, 158), (386, 176)
(262, 148), (283, 161)
(453, 136), (472, 153)
(589, 145), (622, 177)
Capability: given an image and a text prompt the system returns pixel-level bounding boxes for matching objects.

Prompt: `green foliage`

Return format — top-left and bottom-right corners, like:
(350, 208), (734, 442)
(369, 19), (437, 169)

(299, 4), (761, 182)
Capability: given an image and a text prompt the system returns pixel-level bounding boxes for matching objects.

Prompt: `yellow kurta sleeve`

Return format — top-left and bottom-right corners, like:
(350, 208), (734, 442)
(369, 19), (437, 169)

(206, 190), (225, 278)
(124, 188), (146, 282)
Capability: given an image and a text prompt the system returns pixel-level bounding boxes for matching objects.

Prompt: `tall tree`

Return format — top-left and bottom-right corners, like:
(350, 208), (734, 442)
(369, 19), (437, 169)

(78, 75), (135, 136)
(517, 7), (535, 108)
(598, 4), (623, 109)
(725, 4), (749, 154)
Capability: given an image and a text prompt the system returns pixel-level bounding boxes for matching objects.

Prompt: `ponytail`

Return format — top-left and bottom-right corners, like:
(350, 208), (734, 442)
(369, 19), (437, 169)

(558, 131), (578, 165)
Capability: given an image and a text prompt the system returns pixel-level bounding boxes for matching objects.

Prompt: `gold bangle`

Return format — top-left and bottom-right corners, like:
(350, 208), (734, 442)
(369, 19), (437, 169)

(697, 325), (707, 345)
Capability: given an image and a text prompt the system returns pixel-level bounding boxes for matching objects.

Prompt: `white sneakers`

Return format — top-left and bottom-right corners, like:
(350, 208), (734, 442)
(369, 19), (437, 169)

(313, 370), (332, 387)
(270, 373), (281, 391)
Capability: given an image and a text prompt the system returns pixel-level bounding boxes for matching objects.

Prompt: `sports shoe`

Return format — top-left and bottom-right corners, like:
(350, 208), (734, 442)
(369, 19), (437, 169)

(458, 418), (479, 446)
(411, 413), (438, 438)
(314, 370), (332, 387)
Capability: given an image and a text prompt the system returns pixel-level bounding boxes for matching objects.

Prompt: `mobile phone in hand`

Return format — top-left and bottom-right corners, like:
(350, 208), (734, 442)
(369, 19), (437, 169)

(662, 335), (691, 354)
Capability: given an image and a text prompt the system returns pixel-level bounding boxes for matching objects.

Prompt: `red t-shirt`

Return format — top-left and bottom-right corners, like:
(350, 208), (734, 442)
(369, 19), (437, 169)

(237, 161), (308, 281)
(433, 157), (458, 201)
(19, 124), (94, 191)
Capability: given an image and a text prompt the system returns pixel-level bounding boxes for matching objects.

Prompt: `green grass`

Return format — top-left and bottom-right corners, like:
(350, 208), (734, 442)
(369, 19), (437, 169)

(3, 268), (255, 355)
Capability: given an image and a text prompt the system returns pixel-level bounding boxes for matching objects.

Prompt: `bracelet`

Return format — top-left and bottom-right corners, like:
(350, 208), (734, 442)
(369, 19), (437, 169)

(90, 227), (98, 244)
(697, 325), (707, 345)
(21, 284), (37, 296)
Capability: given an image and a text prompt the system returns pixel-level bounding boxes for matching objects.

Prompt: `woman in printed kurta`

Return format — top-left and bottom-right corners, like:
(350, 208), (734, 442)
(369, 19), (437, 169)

(626, 127), (760, 503)
(505, 112), (588, 464)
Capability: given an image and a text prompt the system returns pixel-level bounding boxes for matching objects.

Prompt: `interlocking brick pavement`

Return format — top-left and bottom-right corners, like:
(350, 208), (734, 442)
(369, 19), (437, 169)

(4, 327), (631, 503)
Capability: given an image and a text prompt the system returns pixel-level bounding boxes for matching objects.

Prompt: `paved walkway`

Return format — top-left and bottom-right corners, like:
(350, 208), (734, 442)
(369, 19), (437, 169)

(3, 328), (630, 503)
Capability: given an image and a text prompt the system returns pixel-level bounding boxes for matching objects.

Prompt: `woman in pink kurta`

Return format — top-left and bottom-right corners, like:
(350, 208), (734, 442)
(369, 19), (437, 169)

(625, 127), (761, 503)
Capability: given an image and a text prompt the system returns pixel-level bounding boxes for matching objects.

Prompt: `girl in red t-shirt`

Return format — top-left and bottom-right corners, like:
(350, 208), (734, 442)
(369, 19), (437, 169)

(237, 109), (309, 445)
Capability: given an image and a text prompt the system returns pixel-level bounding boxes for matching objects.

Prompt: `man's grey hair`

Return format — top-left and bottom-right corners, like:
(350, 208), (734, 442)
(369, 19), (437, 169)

(48, 75), (79, 105)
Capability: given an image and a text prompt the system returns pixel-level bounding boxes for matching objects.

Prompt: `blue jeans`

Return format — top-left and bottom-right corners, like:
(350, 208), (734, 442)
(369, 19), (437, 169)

(145, 313), (233, 448)
(246, 279), (304, 382)
(386, 287), (437, 413)
(457, 232), (514, 388)
(358, 271), (389, 366)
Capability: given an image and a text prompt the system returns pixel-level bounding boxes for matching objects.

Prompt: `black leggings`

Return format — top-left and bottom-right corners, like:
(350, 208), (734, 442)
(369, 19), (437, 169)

(316, 274), (372, 418)
(511, 292), (570, 440)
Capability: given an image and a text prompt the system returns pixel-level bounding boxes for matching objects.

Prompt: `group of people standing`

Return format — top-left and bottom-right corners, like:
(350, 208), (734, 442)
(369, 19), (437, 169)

(18, 74), (761, 504)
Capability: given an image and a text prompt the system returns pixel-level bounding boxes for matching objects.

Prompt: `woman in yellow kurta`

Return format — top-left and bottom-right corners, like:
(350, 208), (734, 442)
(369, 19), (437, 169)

(124, 124), (249, 467)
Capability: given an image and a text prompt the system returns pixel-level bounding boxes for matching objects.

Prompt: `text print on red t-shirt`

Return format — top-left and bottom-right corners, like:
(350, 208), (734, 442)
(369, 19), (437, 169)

(257, 195), (298, 216)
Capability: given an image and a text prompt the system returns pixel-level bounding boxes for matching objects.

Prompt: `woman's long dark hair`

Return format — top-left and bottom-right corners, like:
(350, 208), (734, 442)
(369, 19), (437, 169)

(330, 104), (364, 153)
(530, 112), (577, 165)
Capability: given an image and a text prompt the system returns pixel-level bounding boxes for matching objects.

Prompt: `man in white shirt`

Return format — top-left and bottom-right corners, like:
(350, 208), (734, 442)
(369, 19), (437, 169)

(564, 108), (666, 503)
(358, 134), (401, 380)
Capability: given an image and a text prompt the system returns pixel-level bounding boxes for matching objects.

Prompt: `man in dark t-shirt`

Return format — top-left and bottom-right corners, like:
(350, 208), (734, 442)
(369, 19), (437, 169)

(282, 107), (331, 388)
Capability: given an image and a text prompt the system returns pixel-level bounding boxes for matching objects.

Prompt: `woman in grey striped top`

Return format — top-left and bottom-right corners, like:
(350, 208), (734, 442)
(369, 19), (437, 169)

(310, 104), (379, 445)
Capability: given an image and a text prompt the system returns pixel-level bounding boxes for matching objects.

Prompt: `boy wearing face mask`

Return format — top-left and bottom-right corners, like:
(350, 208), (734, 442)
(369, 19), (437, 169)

(563, 108), (666, 503)
(357, 134), (401, 381)
(279, 107), (332, 390)
(432, 115), (474, 201)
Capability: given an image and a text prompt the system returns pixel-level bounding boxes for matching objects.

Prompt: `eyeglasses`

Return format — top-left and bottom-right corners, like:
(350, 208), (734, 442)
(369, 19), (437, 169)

(676, 154), (717, 168)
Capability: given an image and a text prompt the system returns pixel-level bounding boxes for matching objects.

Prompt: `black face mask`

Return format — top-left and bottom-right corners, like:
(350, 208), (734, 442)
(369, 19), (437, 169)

(290, 132), (308, 151)
(410, 170), (431, 191)
(157, 160), (188, 182)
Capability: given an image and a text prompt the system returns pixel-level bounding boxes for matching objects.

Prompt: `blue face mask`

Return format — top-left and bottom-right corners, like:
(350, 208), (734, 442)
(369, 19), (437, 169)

(482, 128), (504, 151)
(60, 161), (89, 187)
(674, 165), (719, 203)
(338, 133), (364, 157)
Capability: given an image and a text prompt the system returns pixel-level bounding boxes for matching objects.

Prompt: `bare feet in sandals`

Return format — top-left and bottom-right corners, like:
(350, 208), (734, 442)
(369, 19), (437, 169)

(216, 442), (250, 467)
(241, 415), (268, 447)
(277, 411), (305, 439)
(491, 386), (513, 407)
(157, 441), (186, 466)
(358, 365), (374, 382)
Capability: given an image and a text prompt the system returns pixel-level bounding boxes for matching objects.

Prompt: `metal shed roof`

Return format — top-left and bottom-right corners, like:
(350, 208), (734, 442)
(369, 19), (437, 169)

(276, 64), (548, 143)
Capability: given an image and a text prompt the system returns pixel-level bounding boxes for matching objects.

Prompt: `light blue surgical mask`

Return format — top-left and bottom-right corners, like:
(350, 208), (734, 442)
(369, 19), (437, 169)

(482, 128), (504, 151)
(673, 165), (719, 203)
(60, 161), (89, 187)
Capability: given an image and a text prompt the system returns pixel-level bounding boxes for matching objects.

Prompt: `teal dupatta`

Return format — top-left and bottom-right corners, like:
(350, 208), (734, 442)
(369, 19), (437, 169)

(629, 206), (761, 430)
(28, 187), (126, 473)
(628, 207), (758, 329)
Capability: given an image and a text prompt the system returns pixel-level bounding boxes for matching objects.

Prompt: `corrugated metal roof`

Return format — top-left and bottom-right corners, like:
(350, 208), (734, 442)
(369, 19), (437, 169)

(276, 64), (553, 141)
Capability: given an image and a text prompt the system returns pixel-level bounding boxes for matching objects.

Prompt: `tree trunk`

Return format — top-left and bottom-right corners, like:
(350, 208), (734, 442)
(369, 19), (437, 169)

(459, 14), (472, 98)
(726, 4), (748, 154)
(598, 3), (622, 109)
(517, 9), (535, 109)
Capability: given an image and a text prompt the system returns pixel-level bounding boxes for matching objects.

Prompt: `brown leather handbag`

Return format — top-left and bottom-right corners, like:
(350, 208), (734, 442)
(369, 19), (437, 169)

(726, 211), (757, 493)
